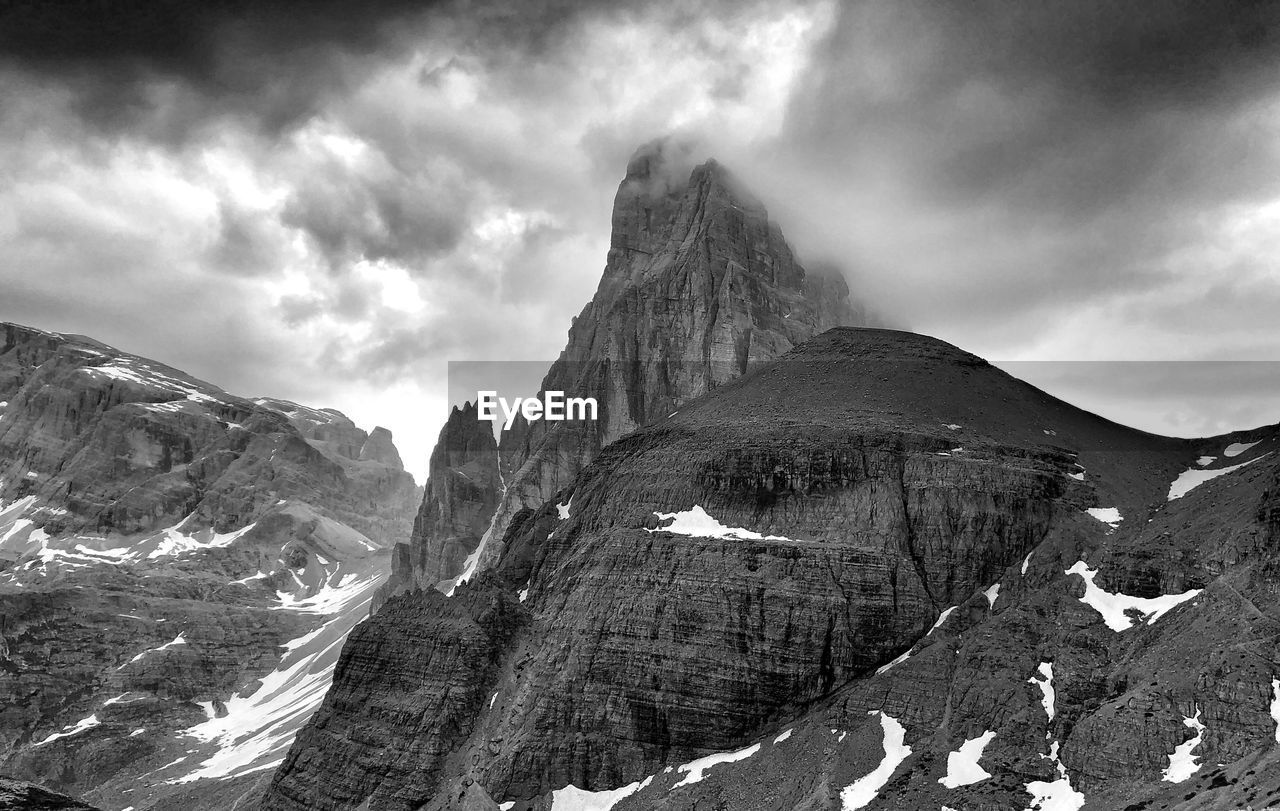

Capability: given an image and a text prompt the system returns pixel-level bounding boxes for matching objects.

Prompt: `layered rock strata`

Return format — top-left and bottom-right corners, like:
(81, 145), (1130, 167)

(259, 327), (1280, 811)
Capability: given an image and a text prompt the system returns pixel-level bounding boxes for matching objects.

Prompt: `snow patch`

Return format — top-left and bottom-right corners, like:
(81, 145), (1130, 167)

(1022, 552), (1033, 575)
(839, 711), (911, 810)
(1025, 739), (1085, 811)
(102, 693), (147, 707)
(1224, 441), (1261, 458)
(1162, 709), (1205, 783)
(34, 714), (101, 746)
(1196, 456), (1216, 466)
(518, 583), (530, 602)
(876, 606), (955, 676)
(1025, 776), (1085, 811)
(557, 498), (572, 520)
(929, 606), (956, 634)
(123, 633), (187, 666)
(939, 730), (995, 788)
(275, 571), (377, 615)
(1084, 507), (1122, 527)
(1168, 453), (1270, 500)
(646, 505), (797, 542)
(172, 567), (385, 782)
(83, 361), (222, 405)
(1272, 679), (1280, 744)
(773, 728), (792, 744)
(672, 743), (761, 788)
(1029, 663), (1055, 721)
(1066, 561), (1201, 631)
(142, 520), (257, 560)
(550, 776), (653, 810)
(983, 583), (1000, 608)
(875, 647), (913, 676)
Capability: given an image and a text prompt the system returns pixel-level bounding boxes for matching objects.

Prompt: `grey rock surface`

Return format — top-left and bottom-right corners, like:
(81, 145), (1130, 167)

(0, 323), (421, 810)
(264, 327), (1280, 810)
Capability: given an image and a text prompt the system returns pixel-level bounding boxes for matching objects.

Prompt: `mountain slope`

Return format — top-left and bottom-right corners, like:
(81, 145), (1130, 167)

(260, 326), (1280, 810)
(380, 139), (870, 604)
(0, 323), (420, 810)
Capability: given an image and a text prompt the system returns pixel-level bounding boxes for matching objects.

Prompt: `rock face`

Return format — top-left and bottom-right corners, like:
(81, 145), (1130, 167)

(383, 140), (869, 600)
(380, 402), (501, 600)
(0, 323), (421, 810)
(265, 586), (524, 810)
(360, 426), (404, 468)
(263, 326), (1280, 810)
(0, 776), (99, 810)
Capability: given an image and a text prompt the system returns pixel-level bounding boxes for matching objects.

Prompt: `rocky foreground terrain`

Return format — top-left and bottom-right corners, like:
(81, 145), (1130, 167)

(266, 325), (1280, 811)
(0, 323), (420, 810)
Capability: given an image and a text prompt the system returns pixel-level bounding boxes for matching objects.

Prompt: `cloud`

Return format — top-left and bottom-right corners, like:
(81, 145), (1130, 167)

(0, 0), (439, 137)
(3, 0), (1279, 480)
(280, 150), (472, 272)
(716, 0), (1280, 361)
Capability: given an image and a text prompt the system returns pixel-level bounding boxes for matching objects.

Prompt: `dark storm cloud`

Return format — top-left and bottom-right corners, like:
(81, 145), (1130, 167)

(792, 0), (1280, 214)
(742, 0), (1280, 342)
(0, 0), (788, 138)
(0, 0), (441, 134)
(789, 1), (1280, 185)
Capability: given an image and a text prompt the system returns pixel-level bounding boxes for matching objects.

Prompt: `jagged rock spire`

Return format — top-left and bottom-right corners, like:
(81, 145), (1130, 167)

(381, 142), (872, 599)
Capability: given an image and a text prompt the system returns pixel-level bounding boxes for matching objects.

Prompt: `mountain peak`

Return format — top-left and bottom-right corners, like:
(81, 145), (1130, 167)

(614, 141), (758, 241)
(381, 141), (875, 604)
(622, 136), (699, 187)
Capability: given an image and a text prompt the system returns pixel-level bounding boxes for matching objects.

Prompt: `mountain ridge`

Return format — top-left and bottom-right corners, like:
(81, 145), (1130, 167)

(265, 320), (1280, 810)
(0, 320), (421, 810)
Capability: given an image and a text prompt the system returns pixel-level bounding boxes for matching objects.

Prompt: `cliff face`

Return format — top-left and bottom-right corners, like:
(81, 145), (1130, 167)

(0, 323), (421, 810)
(377, 402), (500, 605)
(260, 327), (1280, 811)
(384, 141), (868, 599)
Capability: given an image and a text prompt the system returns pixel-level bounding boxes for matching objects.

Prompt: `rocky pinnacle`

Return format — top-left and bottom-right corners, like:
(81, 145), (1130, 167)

(380, 139), (869, 604)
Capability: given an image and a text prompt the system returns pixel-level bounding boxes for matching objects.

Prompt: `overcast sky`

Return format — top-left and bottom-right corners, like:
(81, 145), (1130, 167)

(2, 0), (1279, 480)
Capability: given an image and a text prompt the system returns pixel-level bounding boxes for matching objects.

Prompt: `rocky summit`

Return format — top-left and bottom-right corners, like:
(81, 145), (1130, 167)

(379, 139), (872, 605)
(0, 323), (420, 810)
(263, 324), (1280, 810)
